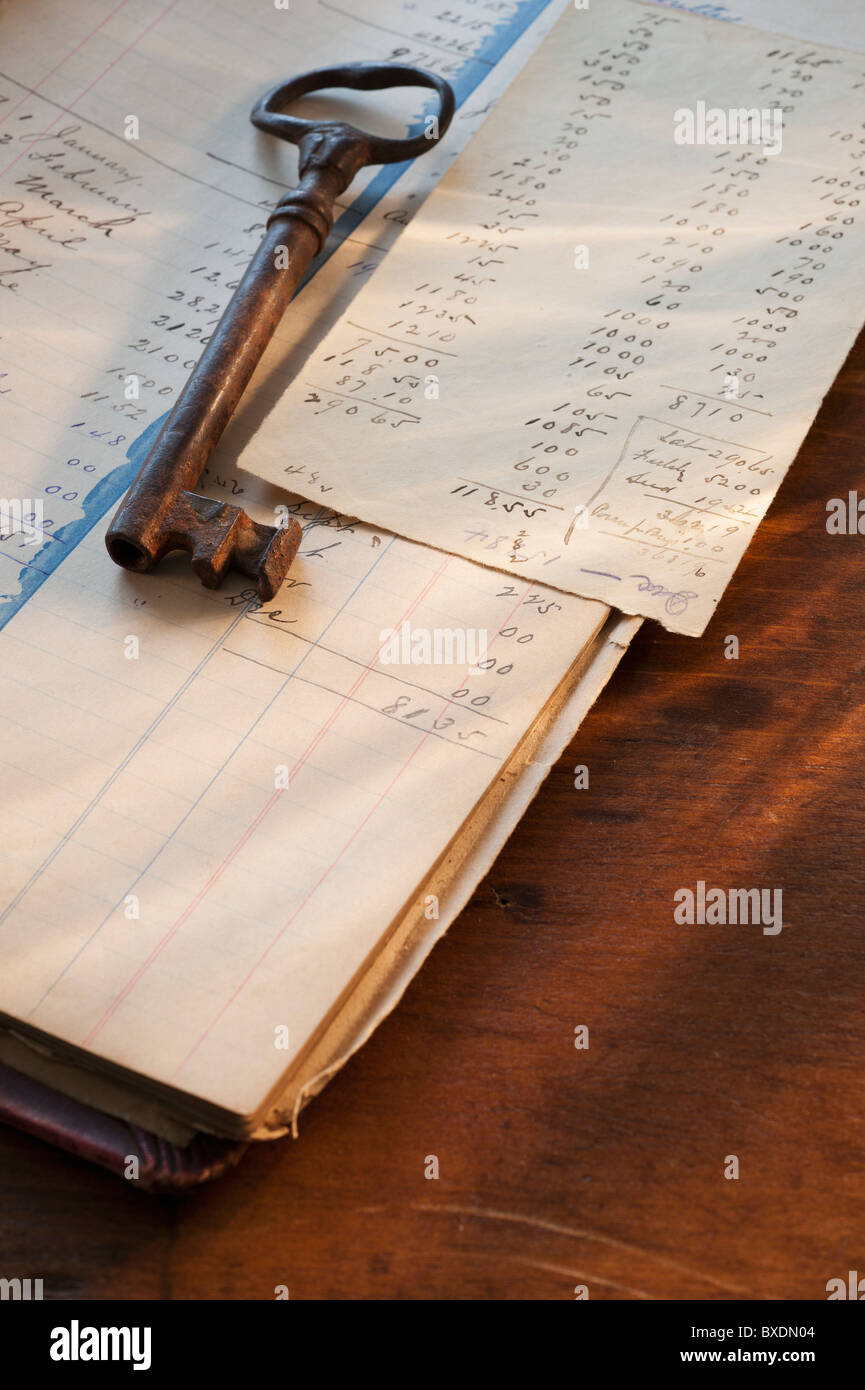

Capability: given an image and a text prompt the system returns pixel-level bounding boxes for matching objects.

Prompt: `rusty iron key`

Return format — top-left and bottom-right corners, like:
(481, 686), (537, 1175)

(105, 64), (455, 601)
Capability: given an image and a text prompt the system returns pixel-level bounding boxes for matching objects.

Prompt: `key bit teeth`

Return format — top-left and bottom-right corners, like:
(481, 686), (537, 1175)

(108, 487), (303, 602)
(188, 503), (302, 602)
(242, 516), (303, 603)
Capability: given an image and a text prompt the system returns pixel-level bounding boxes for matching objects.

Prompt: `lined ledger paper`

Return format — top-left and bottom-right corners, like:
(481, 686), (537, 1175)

(0, 505), (607, 1120)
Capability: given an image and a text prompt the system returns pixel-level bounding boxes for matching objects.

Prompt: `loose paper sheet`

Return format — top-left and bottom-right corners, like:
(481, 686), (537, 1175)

(0, 0), (622, 1124)
(237, 0), (865, 635)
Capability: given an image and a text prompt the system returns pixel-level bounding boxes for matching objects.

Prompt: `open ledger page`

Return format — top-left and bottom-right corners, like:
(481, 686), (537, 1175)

(0, 505), (608, 1126)
(0, 0), (626, 1129)
(0, 608), (639, 1141)
(238, 0), (865, 635)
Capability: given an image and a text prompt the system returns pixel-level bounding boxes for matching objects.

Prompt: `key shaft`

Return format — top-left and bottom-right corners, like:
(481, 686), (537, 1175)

(105, 64), (454, 601)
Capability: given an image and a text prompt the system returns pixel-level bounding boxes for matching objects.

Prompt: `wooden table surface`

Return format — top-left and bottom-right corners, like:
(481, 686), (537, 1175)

(2, 332), (864, 1302)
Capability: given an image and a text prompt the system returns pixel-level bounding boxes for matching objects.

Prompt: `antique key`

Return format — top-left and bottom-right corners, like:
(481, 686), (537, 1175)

(105, 64), (455, 601)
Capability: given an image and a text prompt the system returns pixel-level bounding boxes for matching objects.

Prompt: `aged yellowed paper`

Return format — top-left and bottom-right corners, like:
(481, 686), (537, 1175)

(239, 0), (865, 634)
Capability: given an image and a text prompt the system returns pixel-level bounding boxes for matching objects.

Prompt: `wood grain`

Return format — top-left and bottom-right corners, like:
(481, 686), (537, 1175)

(2, 330), (864, 1301)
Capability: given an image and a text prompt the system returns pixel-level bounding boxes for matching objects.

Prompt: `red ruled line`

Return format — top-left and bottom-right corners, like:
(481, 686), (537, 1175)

(0, 0), (134, 127)
(0, 0), (183, 182)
